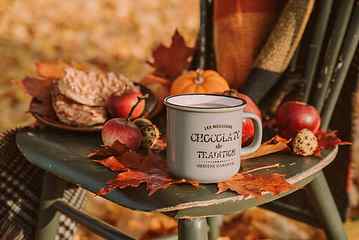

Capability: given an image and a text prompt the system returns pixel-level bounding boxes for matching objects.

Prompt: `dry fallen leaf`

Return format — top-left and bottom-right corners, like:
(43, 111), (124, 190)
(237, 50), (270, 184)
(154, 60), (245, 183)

(21, 75), (59, 121)
(241, 135), (290, 160)
(93, 147), (199, 196)
(36, 61), (68, 79)
(98, 170), (174, 196)
(21, 76), (53, 99)
(314, 130), (351, 156)
(147, 30), (194, 80)
(93, 142), (292, 197)
(217, 173), (294, 197)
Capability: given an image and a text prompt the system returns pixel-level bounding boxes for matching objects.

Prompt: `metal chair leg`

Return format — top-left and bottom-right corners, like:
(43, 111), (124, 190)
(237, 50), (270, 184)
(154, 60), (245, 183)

(178, 218), (209, 240)
(305, 171), (347, 240)
(207, 216), (223, 240)
(35, 173), (67, 240)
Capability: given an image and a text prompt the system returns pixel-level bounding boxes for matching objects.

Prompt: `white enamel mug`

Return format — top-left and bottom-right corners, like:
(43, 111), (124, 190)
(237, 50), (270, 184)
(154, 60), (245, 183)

(164, 94), (262, 183)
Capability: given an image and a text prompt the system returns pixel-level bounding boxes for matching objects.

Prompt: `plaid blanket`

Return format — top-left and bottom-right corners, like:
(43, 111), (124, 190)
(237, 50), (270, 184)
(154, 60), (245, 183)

(0, 128), (86, 240)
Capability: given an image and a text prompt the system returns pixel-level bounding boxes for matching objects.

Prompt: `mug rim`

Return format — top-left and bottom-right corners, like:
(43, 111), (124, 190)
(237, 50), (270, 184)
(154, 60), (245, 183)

(164, 93), (247, 113)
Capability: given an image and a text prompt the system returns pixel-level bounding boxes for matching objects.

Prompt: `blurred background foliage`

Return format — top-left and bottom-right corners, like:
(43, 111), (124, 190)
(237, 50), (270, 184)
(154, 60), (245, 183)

(1, 1), (354, 239)
(0, 1), (199, 239)
(0, 0), (198, 131)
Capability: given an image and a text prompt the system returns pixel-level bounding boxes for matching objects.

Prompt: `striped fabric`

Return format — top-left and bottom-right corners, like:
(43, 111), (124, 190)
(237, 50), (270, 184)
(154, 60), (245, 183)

(0, 128), (86, 240)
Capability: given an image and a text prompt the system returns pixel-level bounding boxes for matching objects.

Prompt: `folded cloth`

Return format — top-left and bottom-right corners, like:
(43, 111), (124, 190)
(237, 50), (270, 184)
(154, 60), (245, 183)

(214, 0), (284, 89)
(0, 127), (86, 240)
(241, 0), (315, 102)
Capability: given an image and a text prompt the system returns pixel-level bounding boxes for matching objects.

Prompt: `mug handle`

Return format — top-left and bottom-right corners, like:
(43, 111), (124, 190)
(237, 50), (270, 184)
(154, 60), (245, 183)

(241, 112), (263, 155)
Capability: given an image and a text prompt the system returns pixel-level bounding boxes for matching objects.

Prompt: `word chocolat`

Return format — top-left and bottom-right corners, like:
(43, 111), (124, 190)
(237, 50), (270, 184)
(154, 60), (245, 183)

(190, 130), (241, 143)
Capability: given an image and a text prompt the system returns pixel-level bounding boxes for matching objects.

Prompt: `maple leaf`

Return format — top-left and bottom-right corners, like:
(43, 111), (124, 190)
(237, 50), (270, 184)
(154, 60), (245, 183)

(217, 173), (294, 197)
(93, 147), (199, 196)
(36, 61), (68, 79)
(21, 77), (53, 99)
(29, 96), (57, 120)
(99, 170), (150, 195)
(94, 156), (127, 172)
(148, 30), (194, 80)
(92, 137), (293, 197)
(88, 141), (130, 159)
(241, 135), (290, 160)
(314, 130), (351, 156)
(21, 75), (57, 120)
(99, 169), (200, 196)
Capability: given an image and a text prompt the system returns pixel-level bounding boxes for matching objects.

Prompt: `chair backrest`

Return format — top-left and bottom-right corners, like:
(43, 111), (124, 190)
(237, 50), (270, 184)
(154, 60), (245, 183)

(196, 0), (359, 222)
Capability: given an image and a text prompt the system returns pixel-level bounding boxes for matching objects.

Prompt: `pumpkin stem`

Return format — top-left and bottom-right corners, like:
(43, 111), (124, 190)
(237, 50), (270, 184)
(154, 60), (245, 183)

(195, 69), (205, 85)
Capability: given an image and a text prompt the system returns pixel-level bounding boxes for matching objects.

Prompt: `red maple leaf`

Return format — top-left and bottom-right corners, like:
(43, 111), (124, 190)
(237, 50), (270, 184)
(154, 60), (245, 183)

(21, 77), (53, 99)
(92, 146), (199, 196)
(314, 130), (351, 156)
(92, 144), (293, 197)
(94, 156), (127, 172)
(147, 30), (194, 80)
(21, 76), (57, 120)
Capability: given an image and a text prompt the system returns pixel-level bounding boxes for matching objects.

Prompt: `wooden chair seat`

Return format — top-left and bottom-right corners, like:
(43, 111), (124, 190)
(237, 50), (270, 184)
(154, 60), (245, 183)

(16, 128), (337, 219)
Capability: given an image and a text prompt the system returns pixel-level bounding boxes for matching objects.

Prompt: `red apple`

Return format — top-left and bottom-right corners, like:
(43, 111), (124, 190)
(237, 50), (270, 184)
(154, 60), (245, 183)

(276, 101), (321, 138)
(222, 90), (261, 145)
(235, 92), (261, 146)
(101, 118), (143, 150)
(107, 90), (145, 119)
(236, 93), (262, 118)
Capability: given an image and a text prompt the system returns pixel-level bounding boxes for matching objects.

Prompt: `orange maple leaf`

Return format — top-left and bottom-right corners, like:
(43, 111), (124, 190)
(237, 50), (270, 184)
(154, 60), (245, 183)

(36, 61), (68, 79)
(147, 30), (194, 80)
(242, 135), (290, 160)
(217, 173), (294, 197)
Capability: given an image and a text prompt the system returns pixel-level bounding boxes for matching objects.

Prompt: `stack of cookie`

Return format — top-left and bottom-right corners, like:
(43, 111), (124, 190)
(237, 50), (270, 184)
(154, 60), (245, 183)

(51, 67), (134, 126)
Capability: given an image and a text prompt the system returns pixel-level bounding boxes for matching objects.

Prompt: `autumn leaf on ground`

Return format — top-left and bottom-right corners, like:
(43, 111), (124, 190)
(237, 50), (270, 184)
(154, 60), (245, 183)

(241, 135), (290, 160)
(147, 30), (194, 80)
(314, 130), (351, 156)
(217, 173), (294, 197)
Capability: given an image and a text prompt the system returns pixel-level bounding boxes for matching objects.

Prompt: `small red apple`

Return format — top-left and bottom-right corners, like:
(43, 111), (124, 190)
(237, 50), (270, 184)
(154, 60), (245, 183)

(223, 90), (261, 145)
(276, 101), (321, 138)
(107, 90), (145, 119)
(101, 118), (143, 150)
(239, 93), (262, 146)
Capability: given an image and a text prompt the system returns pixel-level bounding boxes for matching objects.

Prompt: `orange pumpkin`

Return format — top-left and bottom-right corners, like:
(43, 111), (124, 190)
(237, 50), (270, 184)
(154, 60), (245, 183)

(170, 70), (230, 95)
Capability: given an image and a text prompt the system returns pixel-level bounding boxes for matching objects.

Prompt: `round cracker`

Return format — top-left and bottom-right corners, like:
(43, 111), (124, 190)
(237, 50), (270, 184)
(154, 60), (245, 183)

(58, 67), (134, 106)
(52, 83), (107, 126)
